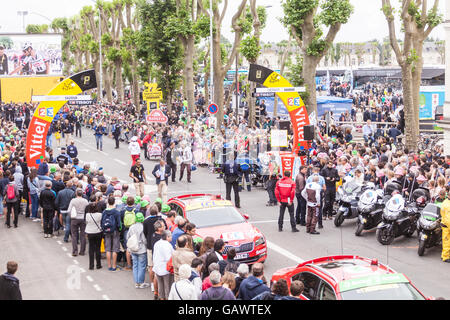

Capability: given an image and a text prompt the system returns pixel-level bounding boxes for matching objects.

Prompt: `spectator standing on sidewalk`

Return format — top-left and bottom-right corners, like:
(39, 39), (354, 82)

(0, 261), (22, 300)
(39, 181), (56, 238)
(85, 196), (103, 270)
(67, 188), (89, 256)
(55, 180), (75, 243)
(126, 212), (149, 289)
(3, 174), (19, 228)
(93, 121), (106, 151)
(101, 196), (122, 272)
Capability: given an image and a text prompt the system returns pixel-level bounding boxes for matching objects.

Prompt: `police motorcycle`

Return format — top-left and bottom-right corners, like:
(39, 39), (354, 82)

(354, 183), (385, 236)
(250, 153), (271, 189)
(355, 180), (403, 236)
(416, 203), (441, 256)
(334, 177), (367, 227)
(376, 192), (420, 245)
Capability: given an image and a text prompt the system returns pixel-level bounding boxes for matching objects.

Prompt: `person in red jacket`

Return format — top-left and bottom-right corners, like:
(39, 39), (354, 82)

(275, 171), (299, 233)
(142, 131), (153, 160)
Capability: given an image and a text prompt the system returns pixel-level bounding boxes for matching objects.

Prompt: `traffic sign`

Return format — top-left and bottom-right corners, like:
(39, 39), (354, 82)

(208, 103), (218, 115)
(254, 87), (306, 93)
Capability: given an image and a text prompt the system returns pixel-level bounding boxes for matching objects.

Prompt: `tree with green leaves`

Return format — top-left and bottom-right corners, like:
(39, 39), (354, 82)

(282, 0), (353, 116)
(137, 0), (183, 112)
(165, 0), (210, 115)
(381, 0), (443, 150)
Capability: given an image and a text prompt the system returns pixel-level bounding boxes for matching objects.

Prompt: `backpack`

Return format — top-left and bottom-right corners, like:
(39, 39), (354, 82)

(123, 208), (136, 228)
(6, 184), (15, 200)
(101, 211), (117, 234)
(306, 187), (317, 203)
(127, 233), (140, 252)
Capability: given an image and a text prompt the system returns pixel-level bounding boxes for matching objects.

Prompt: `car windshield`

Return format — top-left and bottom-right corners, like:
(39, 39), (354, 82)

(340, 283), (425, 300)
(186, 206), (245, 228)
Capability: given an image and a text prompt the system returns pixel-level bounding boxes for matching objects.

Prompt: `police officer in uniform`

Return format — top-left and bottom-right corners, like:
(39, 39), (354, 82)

(222, 156), (242, 208)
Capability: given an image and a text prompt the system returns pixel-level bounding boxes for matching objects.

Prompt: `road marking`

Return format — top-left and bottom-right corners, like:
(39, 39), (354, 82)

(114, 158), (127, 166)
(66, 253), (72, 258)
(86, 276), (94, 282)
(102, 295), (110, 300)
(73, 260), (79, 265)
(62, 247), (67, 252)
(267, 240), (305, 264)
(79, 267), (86, 273)
(99, 150), (109, 156)
(93, 284), (102, 291)
(57, 240), (62, 245)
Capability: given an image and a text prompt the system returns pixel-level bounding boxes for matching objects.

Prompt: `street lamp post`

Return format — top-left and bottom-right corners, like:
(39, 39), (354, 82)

(209, 0), (214, 104)
(17, 11), (28, 33)
(90, 0), (103, 102)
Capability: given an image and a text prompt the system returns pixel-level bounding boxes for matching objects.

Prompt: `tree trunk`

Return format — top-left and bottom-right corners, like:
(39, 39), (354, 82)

(184, 35), (196, 115)
(115, 60), (124, 103)
(104, 65), (113, 102)
(302, 55), (318, 116)
(401, 65), (417, 150)
(212, 21), (224, 127)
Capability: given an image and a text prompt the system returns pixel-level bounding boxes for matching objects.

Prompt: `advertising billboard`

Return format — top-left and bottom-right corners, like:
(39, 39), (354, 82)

(419, 86), (445, 120)
(316, 96), (353, 118)
(0, 34), (62, 76)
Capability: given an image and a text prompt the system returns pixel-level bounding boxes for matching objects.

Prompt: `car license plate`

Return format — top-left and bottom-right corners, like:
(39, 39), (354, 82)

(235, 253), (248, 260)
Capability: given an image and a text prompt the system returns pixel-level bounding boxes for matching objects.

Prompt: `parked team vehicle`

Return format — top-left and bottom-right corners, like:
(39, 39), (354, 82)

(167, 194), (267, 265)
(270, 255), (428, 300)
(417, 203), (442, 256)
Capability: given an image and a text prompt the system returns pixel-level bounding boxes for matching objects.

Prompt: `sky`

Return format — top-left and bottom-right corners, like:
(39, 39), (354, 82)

(0, 0), (445, 43)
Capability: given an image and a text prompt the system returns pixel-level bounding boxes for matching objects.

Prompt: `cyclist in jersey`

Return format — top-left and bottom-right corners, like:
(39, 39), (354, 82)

(9, 43), (49, 75)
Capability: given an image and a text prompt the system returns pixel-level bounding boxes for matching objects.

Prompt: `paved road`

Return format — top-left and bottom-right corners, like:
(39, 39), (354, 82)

(1, 127), (449, 299)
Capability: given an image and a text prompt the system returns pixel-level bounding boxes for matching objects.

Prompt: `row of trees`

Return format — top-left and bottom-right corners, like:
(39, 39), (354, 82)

(26, 0), (442, 150)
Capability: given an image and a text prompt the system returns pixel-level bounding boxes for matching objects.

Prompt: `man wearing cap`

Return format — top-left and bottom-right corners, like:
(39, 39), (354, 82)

(152, 159), (171, 204)
(67, 141), (78, 160)
(129, 136), (141, 166)
(106, 177), (120, 196)
(0, 46), (8, 75)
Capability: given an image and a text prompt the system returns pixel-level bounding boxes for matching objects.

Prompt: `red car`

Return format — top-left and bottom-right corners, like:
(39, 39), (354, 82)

(271, 255), (429, 300)
(167, 194), (267, 264)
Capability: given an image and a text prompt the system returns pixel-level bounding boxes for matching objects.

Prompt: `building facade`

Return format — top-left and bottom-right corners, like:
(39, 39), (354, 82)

(440, 4), (450, 156)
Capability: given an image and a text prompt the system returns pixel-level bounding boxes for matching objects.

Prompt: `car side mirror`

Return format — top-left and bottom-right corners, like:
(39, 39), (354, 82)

(243, 214), (249, 220)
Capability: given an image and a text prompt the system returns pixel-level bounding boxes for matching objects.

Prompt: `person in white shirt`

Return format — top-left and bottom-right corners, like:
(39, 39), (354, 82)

(179, 141), (193, 183)
(168, 264), (198, 300)
(128, 136), (141, 166)
(301, 176), (322, 235)
(152, 230), (174, 300)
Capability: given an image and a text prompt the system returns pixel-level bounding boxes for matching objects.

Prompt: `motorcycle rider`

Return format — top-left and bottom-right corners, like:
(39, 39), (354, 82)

(440, 187), (450, 263)
(222, 155), (242, 209)
(320, 160), (340, 220)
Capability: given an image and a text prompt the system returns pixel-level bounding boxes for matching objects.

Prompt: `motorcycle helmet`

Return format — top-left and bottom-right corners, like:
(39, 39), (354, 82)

(415, 196), (427, 207)
(411, 188), (430, 203)
(384, 181), (402, 196)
